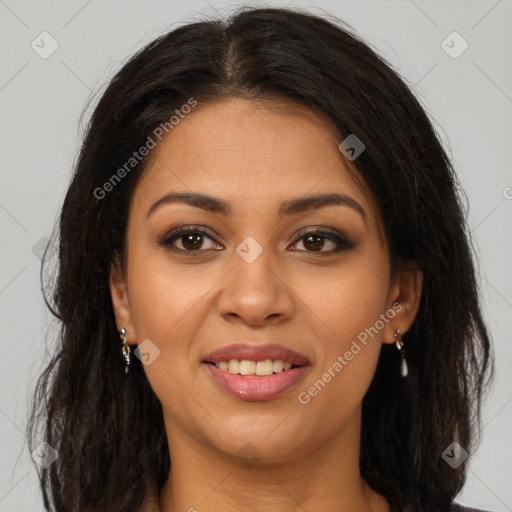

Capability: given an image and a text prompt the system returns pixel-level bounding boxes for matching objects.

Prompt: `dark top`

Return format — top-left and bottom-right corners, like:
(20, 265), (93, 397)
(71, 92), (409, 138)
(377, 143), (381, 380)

(389, 502), (493, 512)
(452, 505), (493, 512)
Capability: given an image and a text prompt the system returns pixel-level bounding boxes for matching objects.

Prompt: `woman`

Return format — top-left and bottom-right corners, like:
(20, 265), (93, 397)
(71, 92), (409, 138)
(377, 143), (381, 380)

(28, 6), (494, 512)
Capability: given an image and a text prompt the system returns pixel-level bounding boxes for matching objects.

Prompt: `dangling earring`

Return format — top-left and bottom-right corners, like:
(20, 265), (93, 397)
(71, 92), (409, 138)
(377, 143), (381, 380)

(394, 329), (408, 377)
(119, 328), (130, 374)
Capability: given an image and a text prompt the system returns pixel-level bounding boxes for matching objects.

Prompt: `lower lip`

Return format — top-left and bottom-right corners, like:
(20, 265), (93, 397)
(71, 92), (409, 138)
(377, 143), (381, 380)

(204, 363), (310, 401)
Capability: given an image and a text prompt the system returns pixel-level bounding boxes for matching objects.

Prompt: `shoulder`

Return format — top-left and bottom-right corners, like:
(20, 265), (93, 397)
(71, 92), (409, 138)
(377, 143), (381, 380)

(452, 503), (497, 512)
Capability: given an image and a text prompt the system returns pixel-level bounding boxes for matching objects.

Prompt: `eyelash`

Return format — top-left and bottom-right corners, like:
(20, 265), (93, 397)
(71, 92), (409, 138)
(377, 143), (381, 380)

(158, 225), (355, 256)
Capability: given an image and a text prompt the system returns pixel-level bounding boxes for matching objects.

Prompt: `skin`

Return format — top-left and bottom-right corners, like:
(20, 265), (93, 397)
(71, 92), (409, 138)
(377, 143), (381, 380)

(110, 97), (423, 512)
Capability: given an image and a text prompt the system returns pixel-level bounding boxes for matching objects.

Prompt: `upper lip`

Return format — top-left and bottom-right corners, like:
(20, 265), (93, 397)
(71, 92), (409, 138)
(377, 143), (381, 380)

(203, 342), (310, 365)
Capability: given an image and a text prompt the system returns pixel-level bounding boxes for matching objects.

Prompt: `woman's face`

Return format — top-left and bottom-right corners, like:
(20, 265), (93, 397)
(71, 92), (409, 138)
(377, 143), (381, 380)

(110, 97), (420, 465)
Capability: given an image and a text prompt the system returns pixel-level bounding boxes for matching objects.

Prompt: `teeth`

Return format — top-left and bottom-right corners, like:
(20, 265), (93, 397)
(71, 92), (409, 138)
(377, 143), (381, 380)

(240, 360), (256, 376)
(256, 359), (274, 376)
(273, 360), (284, 373)
(214, 358), (295, 376)
(228, 359), (240, 374)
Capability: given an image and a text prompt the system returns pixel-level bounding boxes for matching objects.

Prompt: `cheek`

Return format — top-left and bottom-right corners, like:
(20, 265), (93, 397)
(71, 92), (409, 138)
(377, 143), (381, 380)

(294, 252), (390, 424)
(126, 240), (212, 341)
(301, 253), (390, 347)
(124, 244), (216, 425)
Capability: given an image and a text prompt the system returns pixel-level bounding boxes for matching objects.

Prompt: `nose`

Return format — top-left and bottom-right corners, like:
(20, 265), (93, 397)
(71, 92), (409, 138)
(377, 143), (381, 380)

(216, 239), (295, 327)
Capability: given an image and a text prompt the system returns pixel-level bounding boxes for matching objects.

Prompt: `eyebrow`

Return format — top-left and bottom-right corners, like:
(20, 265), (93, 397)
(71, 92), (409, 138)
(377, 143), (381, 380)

(146, 191), (366, 222)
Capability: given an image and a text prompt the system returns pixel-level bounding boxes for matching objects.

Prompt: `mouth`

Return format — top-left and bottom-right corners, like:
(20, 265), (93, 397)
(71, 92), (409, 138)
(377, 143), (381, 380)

(202, 343), (310, 401)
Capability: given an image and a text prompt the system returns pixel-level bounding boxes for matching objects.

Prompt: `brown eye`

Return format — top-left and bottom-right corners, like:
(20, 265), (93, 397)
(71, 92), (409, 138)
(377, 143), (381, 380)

(177, 232), (206, 251)
(297, 233), (337, 252)
(159, 227), (221, 253)
(290, 229), (354, 254)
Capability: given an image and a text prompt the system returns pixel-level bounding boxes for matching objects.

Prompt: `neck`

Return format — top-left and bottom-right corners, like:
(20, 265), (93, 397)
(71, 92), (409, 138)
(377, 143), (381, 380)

(157, 406), (389, 512)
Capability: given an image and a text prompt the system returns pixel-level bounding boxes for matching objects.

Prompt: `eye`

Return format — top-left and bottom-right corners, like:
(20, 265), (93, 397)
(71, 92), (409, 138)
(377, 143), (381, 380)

(159, 226), (221, 254)
(290, 228), (354, 254)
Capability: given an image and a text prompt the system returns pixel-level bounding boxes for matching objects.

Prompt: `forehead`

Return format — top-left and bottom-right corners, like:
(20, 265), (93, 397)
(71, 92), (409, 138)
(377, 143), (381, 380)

(132, 98), (377, 224)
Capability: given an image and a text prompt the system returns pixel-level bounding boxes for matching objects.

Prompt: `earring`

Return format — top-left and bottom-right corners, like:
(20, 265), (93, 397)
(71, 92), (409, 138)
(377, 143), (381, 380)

(394, 329), (408, 377)
(119, 328), (130, 374)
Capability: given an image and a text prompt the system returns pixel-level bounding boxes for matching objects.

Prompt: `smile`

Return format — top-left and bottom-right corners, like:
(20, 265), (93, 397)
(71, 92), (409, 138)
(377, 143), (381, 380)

(204, 359), (309, 402)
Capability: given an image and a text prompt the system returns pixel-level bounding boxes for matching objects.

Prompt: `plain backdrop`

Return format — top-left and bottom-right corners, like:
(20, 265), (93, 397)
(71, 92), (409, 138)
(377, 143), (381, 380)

(1, 0), (511, 510)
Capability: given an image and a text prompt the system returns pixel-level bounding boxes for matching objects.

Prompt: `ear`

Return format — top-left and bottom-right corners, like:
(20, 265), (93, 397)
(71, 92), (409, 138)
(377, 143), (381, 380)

(382, 262), (423, 344)
(109, 254), (136, 345)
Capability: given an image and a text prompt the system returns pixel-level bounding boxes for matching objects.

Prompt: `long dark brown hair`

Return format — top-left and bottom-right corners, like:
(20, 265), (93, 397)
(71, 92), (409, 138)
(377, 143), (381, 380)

(28, 6), (493, 512)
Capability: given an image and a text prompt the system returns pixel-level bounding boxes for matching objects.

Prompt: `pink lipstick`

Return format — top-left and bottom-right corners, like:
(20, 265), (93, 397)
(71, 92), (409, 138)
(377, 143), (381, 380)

(203, 342), (310, 401)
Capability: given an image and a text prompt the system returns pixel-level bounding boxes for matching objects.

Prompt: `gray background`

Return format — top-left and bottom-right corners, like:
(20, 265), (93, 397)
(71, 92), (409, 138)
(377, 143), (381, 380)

(1, 0), (511, 510)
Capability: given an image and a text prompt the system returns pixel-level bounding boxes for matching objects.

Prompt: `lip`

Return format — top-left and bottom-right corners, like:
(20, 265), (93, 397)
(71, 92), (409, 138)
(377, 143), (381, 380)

(205, 363), (310, 401)
(203, 343), (310, 365)
(202, 342), (311, 401)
